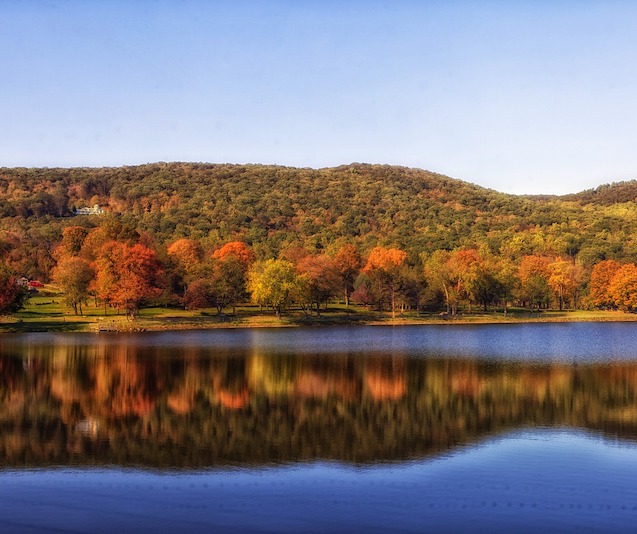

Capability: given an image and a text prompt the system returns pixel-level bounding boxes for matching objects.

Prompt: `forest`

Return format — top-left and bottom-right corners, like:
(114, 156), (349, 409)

(2, 162), (637, 318)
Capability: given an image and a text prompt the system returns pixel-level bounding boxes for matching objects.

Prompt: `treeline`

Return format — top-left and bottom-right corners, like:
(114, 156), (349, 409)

(3, 216), (637, 318)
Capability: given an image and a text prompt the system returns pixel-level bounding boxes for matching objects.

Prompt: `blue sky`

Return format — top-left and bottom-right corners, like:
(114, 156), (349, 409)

(2, 0), (637, 195)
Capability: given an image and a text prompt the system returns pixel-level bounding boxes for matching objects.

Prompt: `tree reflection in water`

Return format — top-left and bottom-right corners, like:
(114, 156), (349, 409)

(1, 339), (637, 468)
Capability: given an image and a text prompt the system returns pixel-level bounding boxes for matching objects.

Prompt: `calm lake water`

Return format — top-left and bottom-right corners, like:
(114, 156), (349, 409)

(2, 323), (637, 532)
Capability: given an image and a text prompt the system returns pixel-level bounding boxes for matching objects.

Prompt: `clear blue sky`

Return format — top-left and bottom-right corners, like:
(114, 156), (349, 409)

(2, 0), (637, 195)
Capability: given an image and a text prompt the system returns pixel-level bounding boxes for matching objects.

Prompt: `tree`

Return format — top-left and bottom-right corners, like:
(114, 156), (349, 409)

(334, 244), (361, 306)
(52, 256), (95, 315)
(608, 263), (637, 311)
(296, 254), (340, 315)
(548, 258), (582, 311)
(183, 279), (214, 311)
(209, 256), (248, 314)
(212, 241), (255, 268)
(363, 246), (407, 318)
(518, 255), (551, 310)
(0, 264), (29, 315)
(493, 258), (519, 316)
(57, 226), (89, 257)
(93, 241), (164, 318)
(167, 238), (202, 273)
(424, 250), (455, 315)
(590, 260), (622, 309)
(247, 259), (306, 317)
(447, 249), (482, 312)
(424, 249), (479, 316)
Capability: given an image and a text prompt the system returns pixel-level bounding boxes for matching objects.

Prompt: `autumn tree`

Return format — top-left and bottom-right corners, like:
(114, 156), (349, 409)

(470, 266), (503, 312)
(93, 241), (164, 318)
(518, 255), (551, 310)
(448, 249), (482, 312)
(0, 264), (29, 315)
(296, 254), (340, 315)
(423, 249), (479, 315)
(548, 258), (584, 310)
(608, 263), (637, 311)
(52, 256), (95, 315)
(493, 258), (519, 316)
(334, 244), (361, 306)
(247, 259), (307, 317)
(167, 238), (202, 274)
(363, 246), (407, 318)
(423, 250), (455, 315)
(57, 226), (89, 258)
(184, 256), (246, 315)
(212, 241), (255, 268)
(590, 260), (622, 309)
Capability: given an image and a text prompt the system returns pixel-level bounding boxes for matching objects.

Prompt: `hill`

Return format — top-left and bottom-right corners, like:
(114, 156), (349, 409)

(2, 162), (637, 281)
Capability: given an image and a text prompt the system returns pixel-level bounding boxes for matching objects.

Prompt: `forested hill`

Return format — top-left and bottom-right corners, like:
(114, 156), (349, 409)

(2, 162), (637, 267)
(564, 180), (637, 205)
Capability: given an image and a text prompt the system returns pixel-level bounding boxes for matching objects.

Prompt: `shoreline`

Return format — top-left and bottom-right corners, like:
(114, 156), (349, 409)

(3, 308), (637, 334)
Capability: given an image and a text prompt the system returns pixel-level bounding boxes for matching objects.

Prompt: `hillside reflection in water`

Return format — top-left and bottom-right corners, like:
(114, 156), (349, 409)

(2, 329), (637, 468)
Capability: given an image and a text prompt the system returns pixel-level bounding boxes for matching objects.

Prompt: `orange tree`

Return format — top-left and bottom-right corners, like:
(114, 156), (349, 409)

(363, 246), (407, 318)
(93, 241), (164, 318)
(608, 263), (637, 311)
(334, 244), (361, 306)
(590, 260), (622, 309)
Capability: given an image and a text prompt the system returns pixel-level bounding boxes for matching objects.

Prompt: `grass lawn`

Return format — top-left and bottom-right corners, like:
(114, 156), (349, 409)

(1, 286), (637, 333)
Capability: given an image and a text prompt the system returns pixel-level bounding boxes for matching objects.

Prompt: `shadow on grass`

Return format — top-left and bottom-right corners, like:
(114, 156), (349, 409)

(18, 310), (65, 319)
(0, 321), (91, 333)
(142, 314), (234, 324)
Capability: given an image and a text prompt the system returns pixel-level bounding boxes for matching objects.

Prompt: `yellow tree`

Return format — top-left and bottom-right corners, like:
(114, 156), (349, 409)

(424, 249), (481, 315)
(247, 259), (307, 318)
(448, 249), (482, 312)
(518, 255), (551, 310)
(548, 258), (583, 311)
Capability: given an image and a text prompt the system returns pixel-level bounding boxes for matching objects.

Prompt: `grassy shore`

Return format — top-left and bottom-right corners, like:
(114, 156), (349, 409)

(1, 286), (637, 333)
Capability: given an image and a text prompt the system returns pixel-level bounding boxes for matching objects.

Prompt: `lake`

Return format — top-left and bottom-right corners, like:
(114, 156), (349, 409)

(2, 323), (637, 532)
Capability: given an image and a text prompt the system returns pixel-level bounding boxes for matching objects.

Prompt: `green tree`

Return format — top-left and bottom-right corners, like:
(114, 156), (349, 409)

(53, 256), (95, 315)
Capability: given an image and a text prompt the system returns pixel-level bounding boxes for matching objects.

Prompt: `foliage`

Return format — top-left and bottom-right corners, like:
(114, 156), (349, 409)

(590, 260), (622, 309)
(247, 259), (306, 317)
(93, 241), (164, 318)
(7, 162), (637, 316)
(52, 256), (95, 314)
(0, 264), (29, 315)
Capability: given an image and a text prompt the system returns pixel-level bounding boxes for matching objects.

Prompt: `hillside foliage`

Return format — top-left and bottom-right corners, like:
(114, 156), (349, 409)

(2, 162), (637, 316)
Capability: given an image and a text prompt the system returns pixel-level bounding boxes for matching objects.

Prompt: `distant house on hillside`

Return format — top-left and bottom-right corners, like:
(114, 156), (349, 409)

(74, 204), (105, 216)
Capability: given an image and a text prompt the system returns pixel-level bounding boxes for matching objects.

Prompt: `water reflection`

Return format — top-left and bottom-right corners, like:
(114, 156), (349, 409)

(2, 335), (637, 468)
